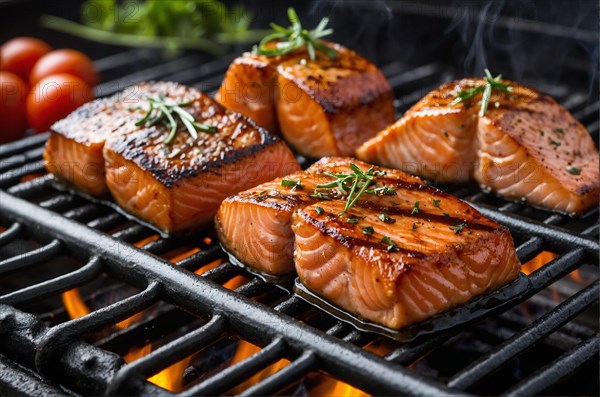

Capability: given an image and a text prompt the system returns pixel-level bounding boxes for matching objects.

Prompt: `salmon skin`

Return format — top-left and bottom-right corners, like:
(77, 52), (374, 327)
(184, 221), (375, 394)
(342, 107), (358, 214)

(357, 79), (600, 215)
(216, 158), (520, 329)
(216, 43), (395, 157)
(45, 81), (300, 234)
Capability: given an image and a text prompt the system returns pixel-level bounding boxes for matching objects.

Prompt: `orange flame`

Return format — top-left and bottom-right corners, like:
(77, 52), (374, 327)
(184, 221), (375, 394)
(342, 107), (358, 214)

(521, 251), (558, 275)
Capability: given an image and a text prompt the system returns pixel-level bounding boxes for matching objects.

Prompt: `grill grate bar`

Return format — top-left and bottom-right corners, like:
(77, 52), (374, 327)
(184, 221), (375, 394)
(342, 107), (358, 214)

(0, 239), (63, 277)
(0, 160), (45, 189)
(87, 213), (126, 231)
(527, 249), (585, 292)
(448, 281), (599, 390)
(238, 351), (317, 397)
(235, 278), (268, 297)
(200, 262), (239, 284)
(175, 246), (223, 272)
(35, 282), (161, 380)
(0, 133), (48, 159)
(62, 204), (104, 222)
(0, 223), (22, 247)
(112, 224), (154, 243)
(0, 146), (44, 174)
(385, 333), (456, 365)
(515, 236), (544, 263)
(38, 194), (81, 212)
(106, 315), (225, 395)
(503, 333), (599, 397)
(180, 338), (287, 397)
(0, 257), (103, 306)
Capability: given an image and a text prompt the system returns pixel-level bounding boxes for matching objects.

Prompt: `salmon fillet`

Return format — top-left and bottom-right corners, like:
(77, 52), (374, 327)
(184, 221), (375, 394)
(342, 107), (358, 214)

(292, 187), (521, 330)
(216, 158), (520, 328)
(102, 83), (300, 234)
(216, 43), (395, 157)
(357, 79), (599, 214)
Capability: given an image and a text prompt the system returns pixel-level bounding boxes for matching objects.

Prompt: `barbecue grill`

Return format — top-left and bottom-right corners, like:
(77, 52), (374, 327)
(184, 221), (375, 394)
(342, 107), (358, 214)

(0, 1), (598, 396)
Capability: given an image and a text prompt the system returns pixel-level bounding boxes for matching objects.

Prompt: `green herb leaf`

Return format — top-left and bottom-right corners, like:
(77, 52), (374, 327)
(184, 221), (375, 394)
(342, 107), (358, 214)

(367, 185), (396, 195)
(281, 179), (302, 188)
(362, 226), (374, 235)
(412, 222), (417, 231)
(136, 94), (217, 145)
(316, 163), (378, 214)
(566, 166), (581, 175)
(381, 236), (398, 252)
(253, 7), (336, 60)
(315, 206), (324, 215)
(411, 201), (420, 215)
(449, 223), (466, 234)
(453, 69), (512, 116)
(433, 199), (441, 207)
(378, 213), (396, 223)
(347, 215), (359, 224)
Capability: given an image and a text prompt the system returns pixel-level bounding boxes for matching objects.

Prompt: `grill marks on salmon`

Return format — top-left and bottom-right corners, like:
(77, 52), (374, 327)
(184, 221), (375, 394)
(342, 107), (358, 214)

(357, 79), (600, 215)
(293, 199), (520, 329)
(216, 44), (395, 157)
(45, 81), (300, 234)
(216, 158), (521, 328)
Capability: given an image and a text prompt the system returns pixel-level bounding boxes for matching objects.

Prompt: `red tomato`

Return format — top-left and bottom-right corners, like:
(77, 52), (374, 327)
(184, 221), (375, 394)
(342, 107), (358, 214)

(0, 37), (52, 82)
(30, 49), (99, 87)
(27, 74), (93, 132)
(0, 71), (28, 142)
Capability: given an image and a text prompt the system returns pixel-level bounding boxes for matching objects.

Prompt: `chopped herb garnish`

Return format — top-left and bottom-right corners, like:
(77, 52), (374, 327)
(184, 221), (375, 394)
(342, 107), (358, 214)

(411, 201), (420, 215)
(258, 190), (267, 196)
(253, 7), (336, 61)
(443, 212), (450, 217)
(367, 185), (396, 195)
(347, 215), (359, 224)
(316, 163), (380, 214)
(566, 166), (581, 175)
(381, 236), (398, 252)
(433, 199), (441, 207)
(549, 138), (561, 148)
(281, 179), (302, 188)
(573, 150), (582, 158)
(315, 206), (324, 215)
(412, 222), (417, 231)
(310, 190), (332, 200)
(378, 213), (396, 223)
(452, 69), (512, 116)
(554, 127), (565, 136)
(362, 226), (374, 235)
(444, 131), (449, 138)
(449, 223), (466, 234)
(136, 94), (217, 145)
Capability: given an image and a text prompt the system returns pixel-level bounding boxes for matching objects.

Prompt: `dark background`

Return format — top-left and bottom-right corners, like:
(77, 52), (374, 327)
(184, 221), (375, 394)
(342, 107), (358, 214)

(1, 0), (598, 92)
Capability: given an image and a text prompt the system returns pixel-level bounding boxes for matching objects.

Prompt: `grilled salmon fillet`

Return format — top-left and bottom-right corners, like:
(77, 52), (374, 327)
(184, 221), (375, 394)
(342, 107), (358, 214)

(357, 79), (600, 215)
(102, 83), (300, 234)
(293, 187), (521, 330)
(216, 43), (395, 157)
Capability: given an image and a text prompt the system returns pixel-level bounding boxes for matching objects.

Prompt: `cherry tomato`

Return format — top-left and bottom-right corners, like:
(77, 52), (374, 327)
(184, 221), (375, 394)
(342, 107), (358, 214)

(30, 49), (99, 87)
(0, 71), (28, 142)
(0, 37), (52, 82)
(27, 73), (94, 132)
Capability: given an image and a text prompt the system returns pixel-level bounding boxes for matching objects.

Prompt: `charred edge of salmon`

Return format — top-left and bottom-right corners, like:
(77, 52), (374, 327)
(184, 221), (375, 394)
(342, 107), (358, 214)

(107, 111), (285, 188)
(277, 45), (394, 115)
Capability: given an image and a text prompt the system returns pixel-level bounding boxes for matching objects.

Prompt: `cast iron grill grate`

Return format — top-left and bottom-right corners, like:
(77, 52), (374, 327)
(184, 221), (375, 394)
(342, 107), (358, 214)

(0, 47), (598, 396)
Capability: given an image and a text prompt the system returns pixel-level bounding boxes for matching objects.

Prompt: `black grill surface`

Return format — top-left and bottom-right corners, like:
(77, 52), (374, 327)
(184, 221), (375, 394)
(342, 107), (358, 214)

(0, 46), (598, 396)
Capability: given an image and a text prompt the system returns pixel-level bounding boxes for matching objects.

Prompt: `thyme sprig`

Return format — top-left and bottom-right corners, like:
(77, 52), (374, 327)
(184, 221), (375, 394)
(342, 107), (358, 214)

(316, 164), (387, 214)
(253, 7), (336, 61)
(452, 69), (512, 116)
(136, 94), (217, 145)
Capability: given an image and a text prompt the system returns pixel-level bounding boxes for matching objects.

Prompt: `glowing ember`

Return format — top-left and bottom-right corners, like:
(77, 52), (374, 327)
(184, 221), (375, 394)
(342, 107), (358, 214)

(521, 250), (558, 275)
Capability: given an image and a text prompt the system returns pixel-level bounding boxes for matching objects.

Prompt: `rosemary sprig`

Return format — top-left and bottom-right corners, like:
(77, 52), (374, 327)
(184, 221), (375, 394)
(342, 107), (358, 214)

(253, 7), (336, 61)
(452, 69), (512, 116)
(316, 163), (378, 214)
(136, 94), (217, 145)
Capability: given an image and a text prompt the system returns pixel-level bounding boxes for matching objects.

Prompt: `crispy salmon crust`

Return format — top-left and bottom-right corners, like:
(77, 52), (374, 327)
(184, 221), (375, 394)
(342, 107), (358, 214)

(357, 79), (600, 215)
(293, 198), (520, 329)
(216, 43), (395, 157)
